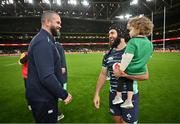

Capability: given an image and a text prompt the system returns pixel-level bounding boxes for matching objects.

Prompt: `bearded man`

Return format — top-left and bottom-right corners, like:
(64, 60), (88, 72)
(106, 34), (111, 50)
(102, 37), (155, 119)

(93, 25), (149, 123)
(27, 11), (72, 123)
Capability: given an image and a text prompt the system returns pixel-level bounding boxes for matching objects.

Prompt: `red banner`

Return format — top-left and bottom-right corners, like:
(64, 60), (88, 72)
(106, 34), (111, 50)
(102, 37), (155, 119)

(0, 37), (179, 46)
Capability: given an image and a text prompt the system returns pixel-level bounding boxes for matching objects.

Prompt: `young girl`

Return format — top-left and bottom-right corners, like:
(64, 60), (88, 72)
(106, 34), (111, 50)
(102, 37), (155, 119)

(112, 15), (154, 108)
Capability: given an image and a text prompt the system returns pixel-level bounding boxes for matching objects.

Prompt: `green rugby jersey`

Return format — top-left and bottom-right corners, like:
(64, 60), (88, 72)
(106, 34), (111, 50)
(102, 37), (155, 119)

(125, 37), (153, 75)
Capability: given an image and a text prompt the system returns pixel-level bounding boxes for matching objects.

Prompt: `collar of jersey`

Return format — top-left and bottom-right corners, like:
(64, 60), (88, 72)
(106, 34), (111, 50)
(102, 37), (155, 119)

(132, 36), (147, 39)
(40, 29), (55, 43)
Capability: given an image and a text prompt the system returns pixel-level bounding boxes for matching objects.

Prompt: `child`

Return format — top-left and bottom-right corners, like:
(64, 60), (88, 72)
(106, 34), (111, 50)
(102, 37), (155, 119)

(112, 15), (154, 108)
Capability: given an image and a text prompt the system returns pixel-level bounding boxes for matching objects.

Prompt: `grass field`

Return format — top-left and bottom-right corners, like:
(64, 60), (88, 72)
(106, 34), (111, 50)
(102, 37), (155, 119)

(0, 52), (180, 123)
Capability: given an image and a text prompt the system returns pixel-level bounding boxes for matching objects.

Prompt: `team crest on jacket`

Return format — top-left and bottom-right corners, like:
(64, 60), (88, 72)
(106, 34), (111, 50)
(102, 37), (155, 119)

(108, 57), (113, 60)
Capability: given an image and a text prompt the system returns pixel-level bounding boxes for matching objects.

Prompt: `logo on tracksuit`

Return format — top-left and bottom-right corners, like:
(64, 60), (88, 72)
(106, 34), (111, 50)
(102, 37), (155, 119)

(127, 113), (132, 120)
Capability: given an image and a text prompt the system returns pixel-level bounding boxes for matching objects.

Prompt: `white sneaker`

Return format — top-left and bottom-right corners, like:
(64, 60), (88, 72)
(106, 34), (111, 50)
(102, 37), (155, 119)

(57, 113), (64, 121)
(112, 96), (124, 105)
(120, 100), (134, 108)
(28, 105), (32, 111)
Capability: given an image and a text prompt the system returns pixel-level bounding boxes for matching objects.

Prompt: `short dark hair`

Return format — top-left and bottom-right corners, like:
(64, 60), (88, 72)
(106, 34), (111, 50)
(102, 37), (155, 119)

(41, 10), (59, 24)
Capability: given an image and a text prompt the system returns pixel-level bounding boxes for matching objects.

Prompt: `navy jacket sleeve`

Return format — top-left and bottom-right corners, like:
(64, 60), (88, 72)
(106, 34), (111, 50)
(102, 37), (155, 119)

(33, 40), (68, 100)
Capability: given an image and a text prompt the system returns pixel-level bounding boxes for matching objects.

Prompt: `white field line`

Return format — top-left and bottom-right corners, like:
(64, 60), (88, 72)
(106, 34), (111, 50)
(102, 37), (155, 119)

(151, 57), (180, 62)
(4, 63), (18, 67)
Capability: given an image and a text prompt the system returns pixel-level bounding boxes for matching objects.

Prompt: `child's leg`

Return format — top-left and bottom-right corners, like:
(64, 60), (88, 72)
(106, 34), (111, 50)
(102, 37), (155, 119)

(120, 79), (134, 108)
(126, 79), (134, 101)
(116, 77), (125, 96)
(112, 78), (125, 104)
(116, 91), (121, 97)
(112, 92), (123, 104)
(127, 91), (133, 101)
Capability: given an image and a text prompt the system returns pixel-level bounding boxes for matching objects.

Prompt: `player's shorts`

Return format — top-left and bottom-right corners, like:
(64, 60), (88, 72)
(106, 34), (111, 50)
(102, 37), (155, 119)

(29, 100), (58, 123)
(109, 91), (139, 123)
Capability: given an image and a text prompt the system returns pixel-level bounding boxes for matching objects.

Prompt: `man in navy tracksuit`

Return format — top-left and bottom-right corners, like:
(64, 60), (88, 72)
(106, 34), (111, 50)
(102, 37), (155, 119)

(27, 11), (72, 123)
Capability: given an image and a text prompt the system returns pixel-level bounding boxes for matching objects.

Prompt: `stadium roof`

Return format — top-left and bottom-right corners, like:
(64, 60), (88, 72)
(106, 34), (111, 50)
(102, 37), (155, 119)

(0, 0), (180, 33)
(0, 0), (179, 21)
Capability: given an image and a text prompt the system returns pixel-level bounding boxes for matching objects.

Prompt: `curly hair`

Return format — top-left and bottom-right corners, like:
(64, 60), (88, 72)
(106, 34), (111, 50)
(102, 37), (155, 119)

(127, 15), (154, 36)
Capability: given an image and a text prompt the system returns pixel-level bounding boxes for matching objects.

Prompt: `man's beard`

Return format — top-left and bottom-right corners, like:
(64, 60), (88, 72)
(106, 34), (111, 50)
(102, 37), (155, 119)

(110, 37), (121, 48)
(50, 26), (60, 36)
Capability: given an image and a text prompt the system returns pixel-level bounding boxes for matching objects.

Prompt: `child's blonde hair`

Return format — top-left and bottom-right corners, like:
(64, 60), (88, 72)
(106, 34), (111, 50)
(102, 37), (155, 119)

(127, 15), (154, 36)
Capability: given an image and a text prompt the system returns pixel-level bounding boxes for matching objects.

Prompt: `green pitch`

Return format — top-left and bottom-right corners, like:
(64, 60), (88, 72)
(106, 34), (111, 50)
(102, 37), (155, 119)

(0, 52), (180, 123)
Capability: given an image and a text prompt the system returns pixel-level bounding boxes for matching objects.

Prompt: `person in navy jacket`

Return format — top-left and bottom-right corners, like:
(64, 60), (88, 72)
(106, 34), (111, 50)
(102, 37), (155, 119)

(27, 11), (72, 123)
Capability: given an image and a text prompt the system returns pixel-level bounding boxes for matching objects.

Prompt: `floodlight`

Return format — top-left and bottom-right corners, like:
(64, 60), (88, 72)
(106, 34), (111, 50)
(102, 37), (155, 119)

(81, 0), (89, 6)
(115, 15), (124, 19)
(53, 0), (61, 6)
(119, 15), (124, 19)
(125, 14), (132, 19)
(42, 0), (50, 4)
(146, 0), (153, 2)
(2, 1), (5, 5)
(68, 0), (77, 5)
(6, 0), (14, 4)
(9, 0), (13, 4)
(130, 0), (138, 5)
(24, 0), (33, 4)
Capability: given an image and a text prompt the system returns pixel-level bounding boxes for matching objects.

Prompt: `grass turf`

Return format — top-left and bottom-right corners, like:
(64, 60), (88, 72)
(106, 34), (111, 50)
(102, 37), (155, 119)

(0, 52), (180, 123)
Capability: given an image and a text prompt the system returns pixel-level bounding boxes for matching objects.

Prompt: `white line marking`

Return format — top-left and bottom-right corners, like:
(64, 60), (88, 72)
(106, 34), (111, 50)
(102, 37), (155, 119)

(152, 58), (180, 62)
(4, 63), (18, 67)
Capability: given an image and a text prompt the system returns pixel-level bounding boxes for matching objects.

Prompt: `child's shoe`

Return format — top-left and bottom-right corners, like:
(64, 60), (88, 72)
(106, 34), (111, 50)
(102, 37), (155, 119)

(112, 96), (124, 105)
(120, 99), (134, 108)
